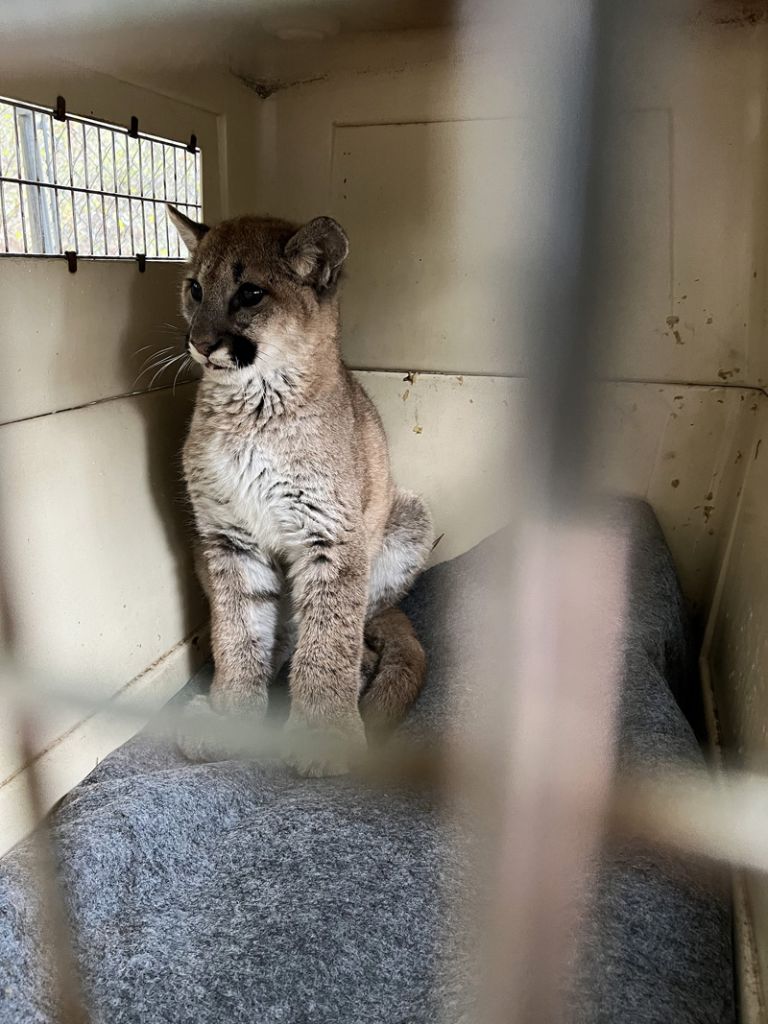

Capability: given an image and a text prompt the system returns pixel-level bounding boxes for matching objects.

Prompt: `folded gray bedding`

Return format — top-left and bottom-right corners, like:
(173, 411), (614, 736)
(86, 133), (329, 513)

(0, 499), (735, 1023)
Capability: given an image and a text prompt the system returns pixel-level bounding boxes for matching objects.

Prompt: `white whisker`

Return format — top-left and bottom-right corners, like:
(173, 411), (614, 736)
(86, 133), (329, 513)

(172, 356), (193, 395)
(136, 344), (174, 363)
(134, 359), (175, 387)
(142, 353), (187, 391)
(136, 346), (177, 374)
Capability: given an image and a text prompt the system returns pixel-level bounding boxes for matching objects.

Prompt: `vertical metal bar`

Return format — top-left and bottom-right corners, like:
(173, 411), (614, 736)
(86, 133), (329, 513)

(112, 132), (122, 258)
(81, 123), (94, 255)
(173, 147), (180, 257)
(26, 111), (54, 253)
(173, 145), (179, 204)
(525, 0), (630, 512)
(149, 141), (160, 256)
(112, 132), (122, 256)
(137, 136), (147, 255)
(65, 119), (79, 254)
(46, 113), (63, 254)
(0, 133), (9, 252)
(0, 182), (8, 253)
(115, 193), (123, 260)
(12, 108), (28, 251)
(125, 133), (136, 255)
(194, 147), (199, 213)
(30, 111), (43, 247)
(162, 144), (170, 256)
(97, 128), (108, 255)
(466, 3), (637, 1022)
(0, 104), (9, 252)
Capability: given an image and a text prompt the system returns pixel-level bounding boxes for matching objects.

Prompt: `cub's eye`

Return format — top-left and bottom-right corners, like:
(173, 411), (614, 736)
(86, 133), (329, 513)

(239, 283), (265, 308)
(189, 279), (203, 302)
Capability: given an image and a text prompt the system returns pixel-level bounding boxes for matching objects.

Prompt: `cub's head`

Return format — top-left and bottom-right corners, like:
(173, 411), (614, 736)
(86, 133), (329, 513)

(167, 207), (349, 382)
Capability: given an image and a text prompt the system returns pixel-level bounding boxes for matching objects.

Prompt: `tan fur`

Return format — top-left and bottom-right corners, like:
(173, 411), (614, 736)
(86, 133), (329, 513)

(360, 608), (427, 738)
(168, 207), (433, 776)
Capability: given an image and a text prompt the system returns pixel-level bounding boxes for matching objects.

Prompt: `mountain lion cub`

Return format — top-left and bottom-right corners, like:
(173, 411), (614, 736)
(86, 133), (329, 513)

(168, 207), (433, 777)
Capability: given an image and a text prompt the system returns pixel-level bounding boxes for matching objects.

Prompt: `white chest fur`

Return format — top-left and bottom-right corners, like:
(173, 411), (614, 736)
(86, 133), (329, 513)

(191, 435), (290, 547)
(184, 412), (344, 558)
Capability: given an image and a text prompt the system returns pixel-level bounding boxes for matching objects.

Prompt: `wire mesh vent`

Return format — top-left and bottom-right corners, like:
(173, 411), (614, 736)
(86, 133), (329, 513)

(0, 96), (201, 261)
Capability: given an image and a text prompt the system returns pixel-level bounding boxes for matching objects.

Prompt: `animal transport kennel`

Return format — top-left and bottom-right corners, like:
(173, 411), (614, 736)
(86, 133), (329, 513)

(0, 1), (767, 1022)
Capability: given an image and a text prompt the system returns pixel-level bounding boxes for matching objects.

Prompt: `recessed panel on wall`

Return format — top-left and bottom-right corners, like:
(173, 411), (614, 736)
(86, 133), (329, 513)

(332, 114), (672, 379)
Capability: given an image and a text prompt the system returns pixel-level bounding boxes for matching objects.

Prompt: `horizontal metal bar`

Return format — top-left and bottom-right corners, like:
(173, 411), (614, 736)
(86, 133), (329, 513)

(0, 95), (200, 153)
(0, 251), (186, 264)
(0, 175), (201, 208)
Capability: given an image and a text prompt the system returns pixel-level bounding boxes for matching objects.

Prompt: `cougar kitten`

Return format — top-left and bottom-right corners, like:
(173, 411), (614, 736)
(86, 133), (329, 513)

(168, 207), (433, 777)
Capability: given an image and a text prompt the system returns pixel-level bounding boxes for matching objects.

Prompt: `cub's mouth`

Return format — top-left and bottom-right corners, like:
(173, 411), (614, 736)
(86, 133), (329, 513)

(187, 335), (257, 371)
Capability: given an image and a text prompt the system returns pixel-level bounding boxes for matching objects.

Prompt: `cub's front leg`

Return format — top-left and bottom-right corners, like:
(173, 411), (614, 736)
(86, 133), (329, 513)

(203, 538), (281, 715)
(285, 539), (368, 777)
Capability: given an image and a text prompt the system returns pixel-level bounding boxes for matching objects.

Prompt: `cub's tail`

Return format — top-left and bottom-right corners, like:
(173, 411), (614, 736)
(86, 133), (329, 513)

(359, 607), (426, 736)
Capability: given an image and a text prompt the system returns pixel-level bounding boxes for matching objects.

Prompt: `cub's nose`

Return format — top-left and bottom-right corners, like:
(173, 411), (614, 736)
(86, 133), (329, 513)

(189, 336), (221, 358)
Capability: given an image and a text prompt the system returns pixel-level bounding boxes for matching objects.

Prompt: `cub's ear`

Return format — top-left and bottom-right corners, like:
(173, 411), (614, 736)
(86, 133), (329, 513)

(284, 216), (349, 294)
(167, 205), (209, 254)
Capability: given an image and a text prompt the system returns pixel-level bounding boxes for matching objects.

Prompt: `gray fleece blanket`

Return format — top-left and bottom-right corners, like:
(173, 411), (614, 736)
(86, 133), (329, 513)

(0, 500), (734, 1023)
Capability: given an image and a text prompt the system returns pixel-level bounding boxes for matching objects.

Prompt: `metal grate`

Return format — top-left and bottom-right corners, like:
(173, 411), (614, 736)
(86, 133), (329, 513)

(0, 95), (201, 261)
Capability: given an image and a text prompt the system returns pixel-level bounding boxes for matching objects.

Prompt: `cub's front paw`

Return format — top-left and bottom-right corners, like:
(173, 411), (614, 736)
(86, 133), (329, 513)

(208, 676), (269, 716)
(176, 694), (231, 762)
(283, 712), (367, 778)
(177, 693), (271, 762)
